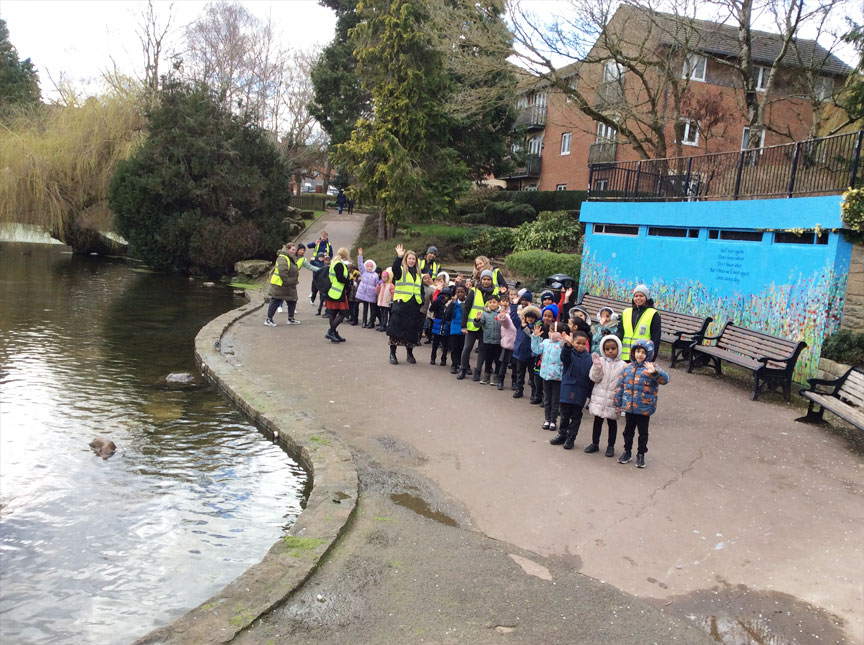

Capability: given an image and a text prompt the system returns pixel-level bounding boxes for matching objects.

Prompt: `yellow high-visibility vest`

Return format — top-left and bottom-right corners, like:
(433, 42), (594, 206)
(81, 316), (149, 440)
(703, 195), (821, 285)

(270, 254), (291, 286)
(466, 287), (487, 332)
(621, 307), (657, 361)
(393, 267), (422, 304)
(419, 258), (440, 278)
(327, 260), (347, 299)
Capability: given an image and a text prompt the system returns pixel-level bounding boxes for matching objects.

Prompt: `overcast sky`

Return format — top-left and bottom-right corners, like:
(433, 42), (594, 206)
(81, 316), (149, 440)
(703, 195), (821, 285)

(1, 0), (858, 102)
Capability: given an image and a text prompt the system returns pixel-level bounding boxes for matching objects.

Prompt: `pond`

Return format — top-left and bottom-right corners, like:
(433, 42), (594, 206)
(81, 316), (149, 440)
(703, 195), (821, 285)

(0, 243), (308, 644)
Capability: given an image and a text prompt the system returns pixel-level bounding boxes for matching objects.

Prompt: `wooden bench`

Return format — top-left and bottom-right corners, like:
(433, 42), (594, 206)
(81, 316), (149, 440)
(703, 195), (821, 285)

(578, 293), (712, 368)
(796, 367), (864, 431)
(687, 322), (807, 401)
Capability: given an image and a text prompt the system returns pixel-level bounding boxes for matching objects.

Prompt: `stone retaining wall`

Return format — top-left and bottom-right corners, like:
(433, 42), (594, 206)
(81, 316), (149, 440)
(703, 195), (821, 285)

(841, 244), (864, 332)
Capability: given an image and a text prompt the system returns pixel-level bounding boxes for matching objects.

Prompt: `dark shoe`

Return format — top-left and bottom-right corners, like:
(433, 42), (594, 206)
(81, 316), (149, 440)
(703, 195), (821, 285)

(549, 432), (567, 446)
(450, 364), (458, 374)
(456, 369), (467, 380)
(430, 358), (437, 365)
(511, 381), (517, 391)
(440, 358), (447, 366)
(377, 327), (386, 332)
(530, 398), (542, 405)
(636, 453), (646, 468)
(605, 446), (615, 458)
(563, 434), (576, 450)
(333, 330), (347, 342)
(479, 373), (490, 385)
(548, 423), (556, 432)
(618, 451), (632, 464)
(350, 321), (359, 326)
(542, 420), (551, 430)
(389, 348), (398, 365)
(423, 338), (432, 344)
(584, 444), (600, 454)
(472, 369), (481, 382)
(325, 331), (340, 344)
(490, 374), (499, 387)
(497, 381), (504, 391)
(512, 390), (523, 399)
(406, 350), (416, 364)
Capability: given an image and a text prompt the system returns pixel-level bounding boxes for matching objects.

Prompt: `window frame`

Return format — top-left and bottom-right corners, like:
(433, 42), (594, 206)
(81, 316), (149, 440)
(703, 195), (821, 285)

(603, 60), (625, 83)
(679, 118), (700, 147)
(593, 223), (639, 236)
(755, 65), (769, 91)
(596, 121), (617, 143)
(527, 135), (543, 156)
(560, 132), (572, 156)
(741, 126), (766, 150)
(683, 53), (707, 82)
(556, 184), (567, 191)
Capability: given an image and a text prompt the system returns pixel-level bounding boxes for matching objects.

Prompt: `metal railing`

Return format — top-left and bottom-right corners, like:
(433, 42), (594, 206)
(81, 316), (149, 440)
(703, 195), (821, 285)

(595, 80), (625, 110)
(588, 142), (617, 164)
(287, 193), (329, 211)
(502, 155), (542, 179)
(514, 105), (547, 130)
(587, 130), (864, 201)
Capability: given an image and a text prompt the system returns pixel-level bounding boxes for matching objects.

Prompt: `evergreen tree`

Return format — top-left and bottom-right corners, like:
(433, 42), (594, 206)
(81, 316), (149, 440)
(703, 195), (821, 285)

(108, 80), (291, 276)
(0, 19), (41, 111)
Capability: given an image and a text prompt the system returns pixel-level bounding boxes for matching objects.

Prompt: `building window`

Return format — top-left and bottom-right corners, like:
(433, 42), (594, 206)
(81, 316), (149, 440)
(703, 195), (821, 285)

(556, 184), (567, 191)
(603, 60), (625, 83)
(679, 119), (699, 146)
(560, 132), (572, 155)
(593, 223), (639, 236)
(528, 135), (543, 156)
(741, 127), (766, 150)
(774, 231), (829, 245)
(683, 54), (706, 82)
(708, 229), (763, 242)
(534, 92), (547, 109)
(648, 227), (699, 238)
(524, 184), (539, 191)
(565, 79), (578, 102)
(815, 76), (833, 101)
(596, 122), (617, 143)
(755, 65), (769, 91)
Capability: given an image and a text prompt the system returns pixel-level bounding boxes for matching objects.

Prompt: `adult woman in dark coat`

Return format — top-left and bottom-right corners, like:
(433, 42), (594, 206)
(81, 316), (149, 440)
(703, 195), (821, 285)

(324, 247), (351, 343)
(387, 244), (422, 365)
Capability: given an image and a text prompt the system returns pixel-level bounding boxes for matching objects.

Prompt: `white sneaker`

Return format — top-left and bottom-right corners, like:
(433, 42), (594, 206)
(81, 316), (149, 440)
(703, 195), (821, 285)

(308, 294), (314, 305)
(264, 318), (277, 327)
(288, 319), (301, 325)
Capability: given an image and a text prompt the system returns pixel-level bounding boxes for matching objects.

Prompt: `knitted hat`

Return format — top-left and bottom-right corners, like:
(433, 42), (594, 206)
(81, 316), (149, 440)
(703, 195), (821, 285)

(480, 269), (494, 279)
(540, 290), (554, 302)
(633, 284), (650, 298)
(441, 287), (453, 297)
(519, 289), (533, 302)
(426, 246), (438, 255)
(541, 304), (559, 321)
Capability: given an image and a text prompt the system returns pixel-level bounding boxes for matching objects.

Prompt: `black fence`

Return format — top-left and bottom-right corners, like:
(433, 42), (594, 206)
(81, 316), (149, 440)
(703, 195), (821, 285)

(587, 130), (864, 201)
(287, 193), (329, 211)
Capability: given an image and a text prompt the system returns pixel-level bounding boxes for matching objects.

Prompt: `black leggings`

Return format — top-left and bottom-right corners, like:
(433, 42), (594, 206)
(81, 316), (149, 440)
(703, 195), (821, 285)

(449, 334), (465, 366)
(329, 310), (347, 332)
(267, 299), (296, 320)
(622, 413), (650, 454)
(592, 417), (618, 447)
(431, 334), (448, 362)
(497, 348), (513, 382)
(362, 301), (377, 326)
(542, 379), (561, 423)
(559, 402), (583, 434)
(478, 342), (501, 375)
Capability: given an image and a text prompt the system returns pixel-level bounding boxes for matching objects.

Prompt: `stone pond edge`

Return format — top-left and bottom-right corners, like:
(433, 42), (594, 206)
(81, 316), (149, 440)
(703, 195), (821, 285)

(134, 294), (359, 644)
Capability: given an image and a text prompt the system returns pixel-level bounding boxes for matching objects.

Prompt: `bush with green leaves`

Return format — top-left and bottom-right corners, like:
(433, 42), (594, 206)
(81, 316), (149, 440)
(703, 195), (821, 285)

(108, 80), (291, 276)
(466, 200), (536, 227)
(457, 188), (586, 216)
(505, 250), (581, 284)
(820, 329), (864, 366)
(458, 225), (517, 259)
(841, 188), (864, 240)
(513, 210), (583, 253)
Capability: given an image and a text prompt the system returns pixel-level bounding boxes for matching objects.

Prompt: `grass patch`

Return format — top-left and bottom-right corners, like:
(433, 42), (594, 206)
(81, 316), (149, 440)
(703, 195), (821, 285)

(308, 435), (331, 446)
(227, 281), (260, 289)
(281, 536), (326, 558)
(373, 516), (395, 523)
(351, 213), (471, 268)
(228, 606), (255, 626)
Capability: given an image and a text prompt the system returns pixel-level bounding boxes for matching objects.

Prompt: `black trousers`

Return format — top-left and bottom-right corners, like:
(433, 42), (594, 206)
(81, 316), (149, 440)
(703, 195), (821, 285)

(460, 330), (483, 371)
(267, 299), (296, 320)
(559, 402), (584, 436)
(478, 342), (501, 375)
(497, 348), (513, 382)
(431, 334), (448, 362)
(622, 413), (650, 454)
(542, 379), (561, 423)
(362, 301), (377, 326)
(530, 371), (542, 401)
(378, 307), (389, 330)
(449, 334), (465, 366)
(513, 359), (532, 395)
(592, 417), (618, 447)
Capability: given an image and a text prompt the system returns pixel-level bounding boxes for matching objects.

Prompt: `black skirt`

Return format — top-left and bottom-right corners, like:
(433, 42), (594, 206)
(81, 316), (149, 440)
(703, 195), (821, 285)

(387, 300), (422, 345)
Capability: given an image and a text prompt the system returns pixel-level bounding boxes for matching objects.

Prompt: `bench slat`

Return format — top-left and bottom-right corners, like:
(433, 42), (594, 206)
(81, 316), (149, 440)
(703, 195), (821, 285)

(838, 379), (864, 403)
(803, 391), (864, 426)
(844, 370), (864, 391)
(716, 332), (798, 357)
(721, 326), (799, 351)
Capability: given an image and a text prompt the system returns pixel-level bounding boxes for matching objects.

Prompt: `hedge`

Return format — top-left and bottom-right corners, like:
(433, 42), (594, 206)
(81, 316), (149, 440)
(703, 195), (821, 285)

(457, 189), (587, 221)
(821, 330), (864, 366)
(505, 250), (581, 284)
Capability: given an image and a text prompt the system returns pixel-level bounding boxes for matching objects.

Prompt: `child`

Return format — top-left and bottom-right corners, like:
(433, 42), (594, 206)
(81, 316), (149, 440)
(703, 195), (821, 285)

(496, 296), (517, 391)
(355, 248), (381, 328)
(424, 272), (450, 344)
(591, 307), (619, 354)
(550, 330), (594, 449)
(475, 293), (503, 385)
(531, 320), (570, 432)
(347, 269), (361, 325)
(586, 335), (626, 457)
(313, 255), (332, 316)
(568, 306), (593, 344)
(429, 287), (452, 366)
(376, 269), (395, 331)
(308, 251), (326, 305)
(446, 284), (468, 374)
(614, 339), (669, 468)
(512, 302), (541, 400)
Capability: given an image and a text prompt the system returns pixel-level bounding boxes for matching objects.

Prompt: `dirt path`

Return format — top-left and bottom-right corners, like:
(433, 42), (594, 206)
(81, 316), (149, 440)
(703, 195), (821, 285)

(226, 209), (863, 644)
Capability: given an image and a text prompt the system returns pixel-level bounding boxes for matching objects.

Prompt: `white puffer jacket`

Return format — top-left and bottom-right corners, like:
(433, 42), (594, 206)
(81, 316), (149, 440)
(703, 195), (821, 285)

(588, 335), (626, 420)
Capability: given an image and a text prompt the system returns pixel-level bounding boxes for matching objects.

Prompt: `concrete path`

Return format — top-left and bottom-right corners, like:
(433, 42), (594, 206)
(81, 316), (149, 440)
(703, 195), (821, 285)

(226, 210), (863, 644)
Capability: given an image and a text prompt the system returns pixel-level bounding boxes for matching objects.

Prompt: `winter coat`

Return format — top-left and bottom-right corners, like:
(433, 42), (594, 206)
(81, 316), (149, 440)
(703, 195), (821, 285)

(588, 335), (626, 419)
(314, 262), (333, 293)
(514, 305), (541, 362)
(616, 298), (662, 361)
(430, 293), (451, 336)
(560, 345), (594, 407)
(614, 340), (669, 416)
(461, 285), (494, 329)
(355, 255), (380, 303)
(268, 250), (299, 301)
(591, 320), (619, 354)
(531, 335), (565, 381)
(448, 299), (465, 336)
(419, 283), (436, 316)
(498, 309), (516, 350)
(477, 308), (503, 345)
(377, 279), (394, 308)
(387, 256), (423, 343)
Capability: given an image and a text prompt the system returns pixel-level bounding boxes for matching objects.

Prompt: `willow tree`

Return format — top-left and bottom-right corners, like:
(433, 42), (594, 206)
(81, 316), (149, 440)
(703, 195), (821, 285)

(0, 93), (145, 253)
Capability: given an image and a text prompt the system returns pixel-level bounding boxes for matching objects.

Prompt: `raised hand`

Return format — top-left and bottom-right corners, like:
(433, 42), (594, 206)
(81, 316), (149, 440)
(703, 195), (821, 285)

(532, 324), (543, 337)
(358, 247), (363, 255)
(591, 353), (601, 365)
(395, 243), (405, 258)
(561, 331), (573, 345)
(565, 287), (573, 299)
(643, 361), (657, 374)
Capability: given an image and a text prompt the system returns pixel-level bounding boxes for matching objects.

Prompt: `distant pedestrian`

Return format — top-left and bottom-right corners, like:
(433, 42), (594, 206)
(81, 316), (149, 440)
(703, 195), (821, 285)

(614, 339), (669, 468)
(347, 198), (355, 215)
(336, 189), (347, 214)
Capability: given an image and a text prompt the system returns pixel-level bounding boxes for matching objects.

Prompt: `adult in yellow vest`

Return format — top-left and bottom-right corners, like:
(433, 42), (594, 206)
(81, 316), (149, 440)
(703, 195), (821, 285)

(457, 269), (495, 380)
(419, 246), (440, 280)
(266, 243), (301, 327)
(306, 231), (333, 262)
(471, 255), (508, 296)
(388, 243), (423, 365)
(324, 247), (351, 343)
(616, 284), (661, 362)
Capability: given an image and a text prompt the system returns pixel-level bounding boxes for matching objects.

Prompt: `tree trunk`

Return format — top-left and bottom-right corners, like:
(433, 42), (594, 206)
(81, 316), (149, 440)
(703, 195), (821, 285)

(377, 206), (387, 241)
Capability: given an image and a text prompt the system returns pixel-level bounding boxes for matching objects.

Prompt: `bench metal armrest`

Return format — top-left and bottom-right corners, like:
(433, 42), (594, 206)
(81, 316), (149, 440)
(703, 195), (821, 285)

(801, 373), (846, 395)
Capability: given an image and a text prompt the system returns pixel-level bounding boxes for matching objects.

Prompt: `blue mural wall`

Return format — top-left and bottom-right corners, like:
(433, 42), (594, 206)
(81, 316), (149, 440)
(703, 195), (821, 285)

(579, 195), (852, 382)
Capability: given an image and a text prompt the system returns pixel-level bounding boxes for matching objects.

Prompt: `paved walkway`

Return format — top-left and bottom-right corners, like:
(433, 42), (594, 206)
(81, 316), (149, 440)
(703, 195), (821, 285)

(226, 210), (863, 644)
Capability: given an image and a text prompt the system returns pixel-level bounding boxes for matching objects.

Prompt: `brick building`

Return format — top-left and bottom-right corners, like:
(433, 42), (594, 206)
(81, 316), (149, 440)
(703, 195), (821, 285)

(502, 6), (852, 192)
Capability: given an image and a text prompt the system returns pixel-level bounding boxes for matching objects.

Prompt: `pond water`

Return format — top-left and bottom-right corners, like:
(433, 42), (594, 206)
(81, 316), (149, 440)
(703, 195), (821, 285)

(0, 243), (308, 644)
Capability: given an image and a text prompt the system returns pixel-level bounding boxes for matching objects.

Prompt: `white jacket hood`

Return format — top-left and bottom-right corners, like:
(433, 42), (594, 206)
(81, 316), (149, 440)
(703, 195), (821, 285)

(599, 334), (622, 361)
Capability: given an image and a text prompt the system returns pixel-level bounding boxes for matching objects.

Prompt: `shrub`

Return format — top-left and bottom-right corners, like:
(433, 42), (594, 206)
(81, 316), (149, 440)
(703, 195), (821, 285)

(841, 188), (864, 243)
(513, 211), (583, 253)
(458, 225), (518, 259)
(491, 189), (586, 212)
(820, 330), (864, 366)
(505, 250), (581, 284)
(472, 201), (537, 227)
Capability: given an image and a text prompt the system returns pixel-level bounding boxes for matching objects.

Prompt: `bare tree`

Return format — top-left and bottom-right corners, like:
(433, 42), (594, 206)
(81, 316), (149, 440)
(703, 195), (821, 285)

(137, 0), (173, 97)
